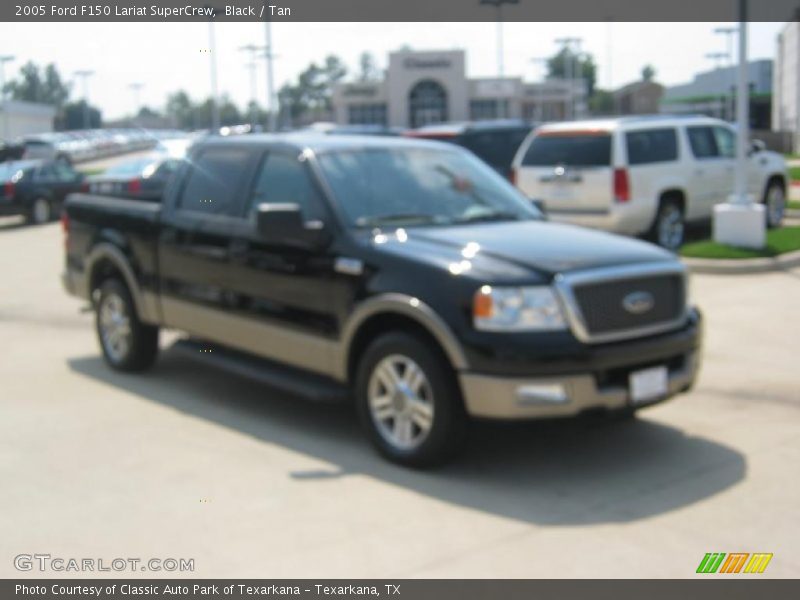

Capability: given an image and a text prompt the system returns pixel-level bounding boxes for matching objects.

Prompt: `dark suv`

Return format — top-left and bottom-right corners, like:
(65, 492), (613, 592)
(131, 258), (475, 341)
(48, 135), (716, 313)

(405, 120), (534, 180)
(62, 134), (702, 467)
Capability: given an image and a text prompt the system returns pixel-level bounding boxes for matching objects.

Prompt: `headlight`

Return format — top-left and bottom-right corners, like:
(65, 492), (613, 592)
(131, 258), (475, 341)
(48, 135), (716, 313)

(473, 285), (567, 331)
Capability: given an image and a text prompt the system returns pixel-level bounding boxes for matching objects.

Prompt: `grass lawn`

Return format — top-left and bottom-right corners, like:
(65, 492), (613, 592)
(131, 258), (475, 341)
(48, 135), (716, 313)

(790, 201), (800, 211)
(789, 166), (800, 182)
(680, 226), (800, 259)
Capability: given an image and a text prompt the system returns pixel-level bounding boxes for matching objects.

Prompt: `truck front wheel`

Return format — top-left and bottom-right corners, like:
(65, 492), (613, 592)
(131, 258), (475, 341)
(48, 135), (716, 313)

(95, 279), (158, 372)
(355, 332), (467, 468)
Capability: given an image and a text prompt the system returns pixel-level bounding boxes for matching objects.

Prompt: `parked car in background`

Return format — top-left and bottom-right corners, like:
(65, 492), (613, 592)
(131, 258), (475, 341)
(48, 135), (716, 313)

(325, 124), (405, 137)
(405, 120), (535, 180)
(20, 134), (72, 164)
(512, 115), (789, 250)
(63, 134), (702, 467)
(87, 138), (191, 202)
(0, 141), (24, 162)
(0, 159), (85, 224)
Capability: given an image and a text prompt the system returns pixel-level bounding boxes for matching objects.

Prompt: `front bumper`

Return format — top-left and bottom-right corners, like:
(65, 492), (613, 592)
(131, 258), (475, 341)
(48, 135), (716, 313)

(459, 337), (701, 420)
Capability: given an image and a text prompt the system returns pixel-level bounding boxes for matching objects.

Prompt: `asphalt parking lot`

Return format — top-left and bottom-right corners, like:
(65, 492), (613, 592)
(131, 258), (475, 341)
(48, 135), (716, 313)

(1, 215), (798, 578)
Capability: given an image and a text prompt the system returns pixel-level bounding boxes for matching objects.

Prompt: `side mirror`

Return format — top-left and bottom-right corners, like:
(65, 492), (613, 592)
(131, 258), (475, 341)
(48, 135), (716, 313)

(255, 203), (331, 249)
(750, 139), (766, 155)
(530, 198), (548, 220)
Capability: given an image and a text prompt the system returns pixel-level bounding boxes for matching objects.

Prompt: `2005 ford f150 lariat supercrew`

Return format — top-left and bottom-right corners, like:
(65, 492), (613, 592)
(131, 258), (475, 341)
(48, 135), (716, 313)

(62, 134), (702, 466)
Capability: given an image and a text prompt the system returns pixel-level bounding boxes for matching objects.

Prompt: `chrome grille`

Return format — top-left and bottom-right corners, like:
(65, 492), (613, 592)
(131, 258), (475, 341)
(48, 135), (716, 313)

(555, 262), (688, 344)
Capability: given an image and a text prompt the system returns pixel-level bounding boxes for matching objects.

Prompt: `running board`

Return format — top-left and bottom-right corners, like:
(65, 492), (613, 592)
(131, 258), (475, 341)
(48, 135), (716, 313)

(171, 338), (350, 403)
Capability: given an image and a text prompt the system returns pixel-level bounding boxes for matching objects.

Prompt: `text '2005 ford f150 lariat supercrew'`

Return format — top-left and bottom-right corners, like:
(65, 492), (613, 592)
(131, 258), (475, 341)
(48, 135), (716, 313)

(62, 134), (702, 466)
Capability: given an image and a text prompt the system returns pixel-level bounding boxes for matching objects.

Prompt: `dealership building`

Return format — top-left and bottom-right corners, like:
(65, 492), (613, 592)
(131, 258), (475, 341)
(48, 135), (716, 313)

(331, 49), (587, 129)
(773, 21), (800, 153)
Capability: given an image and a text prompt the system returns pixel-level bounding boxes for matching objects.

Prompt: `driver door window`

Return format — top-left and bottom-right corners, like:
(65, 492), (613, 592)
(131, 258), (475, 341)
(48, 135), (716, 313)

(248, 153), (324, 221)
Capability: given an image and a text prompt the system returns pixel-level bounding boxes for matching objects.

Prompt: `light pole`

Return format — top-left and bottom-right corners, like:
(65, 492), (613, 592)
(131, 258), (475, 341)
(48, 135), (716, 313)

(714, 26), (738, 119)
(128, 82), (143, 125)
(239, 44), (265, 130)
(263, 19), (277, 132)
(555, 37), (580, 120)
(480, 0), (519, 79)
(73, 70), (94, 130)
(705, 52), (728, 118)
(206, 13), (220, 132)
(713, 3), (765, 249)
(0, 55), (15, 140)
(529, 57), (549, 122)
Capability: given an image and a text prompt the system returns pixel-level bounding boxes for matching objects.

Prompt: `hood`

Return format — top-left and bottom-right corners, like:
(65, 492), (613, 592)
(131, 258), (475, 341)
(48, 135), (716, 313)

(365, 220), (674, 279)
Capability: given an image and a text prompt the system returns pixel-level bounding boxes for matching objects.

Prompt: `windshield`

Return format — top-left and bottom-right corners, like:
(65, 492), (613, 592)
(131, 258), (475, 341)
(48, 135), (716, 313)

(317, 147), (541, 228)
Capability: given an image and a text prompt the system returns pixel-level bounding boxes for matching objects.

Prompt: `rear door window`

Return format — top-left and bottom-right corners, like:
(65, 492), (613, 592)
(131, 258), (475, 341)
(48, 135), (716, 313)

(522, 133), (612, 167)
(712, 126), (736, 158)
(625, 128), (678, 165)
(687, 127), (720, 159)
(178, 147), (253, 216)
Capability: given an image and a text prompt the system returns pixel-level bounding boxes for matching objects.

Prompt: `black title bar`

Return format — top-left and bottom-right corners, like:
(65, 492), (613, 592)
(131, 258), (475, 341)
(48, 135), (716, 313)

(5, 0), (800, 22)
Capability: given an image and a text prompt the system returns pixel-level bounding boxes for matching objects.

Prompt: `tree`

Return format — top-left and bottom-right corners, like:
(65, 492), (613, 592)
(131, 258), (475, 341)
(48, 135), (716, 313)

(165, 90), (193, 129)
(642, 64), (656, 82)
(588, 89), (614, 116)
(547, 48), (597, 97)
(61, 100), (102, 130)
(358, 52), (379, 82)
(137, 106), (160, 118)
(4, 61), (71, 108)
(279, 55), (348, 123)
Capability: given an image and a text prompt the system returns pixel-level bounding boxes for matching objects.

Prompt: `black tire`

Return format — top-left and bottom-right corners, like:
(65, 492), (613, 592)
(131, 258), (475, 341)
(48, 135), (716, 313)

(355, 331), (468, 468)
(763, 181), (786, 229)
(95, 279), (159, 372)
(648, 199), (685, 251)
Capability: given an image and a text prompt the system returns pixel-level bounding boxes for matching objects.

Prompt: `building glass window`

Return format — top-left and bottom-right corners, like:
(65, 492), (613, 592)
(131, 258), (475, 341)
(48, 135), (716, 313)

(470, 99), (510, 121)
(409, 80), (448, 128)
(347, 104), (387, 126)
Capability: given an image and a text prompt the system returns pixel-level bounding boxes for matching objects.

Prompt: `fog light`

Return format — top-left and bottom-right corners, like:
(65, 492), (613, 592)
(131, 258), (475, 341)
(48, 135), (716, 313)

(515, 384), (569, 405)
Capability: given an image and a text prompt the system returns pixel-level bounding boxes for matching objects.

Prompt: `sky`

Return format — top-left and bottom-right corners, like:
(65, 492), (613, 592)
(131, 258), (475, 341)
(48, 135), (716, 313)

(0, 21), (787, 120)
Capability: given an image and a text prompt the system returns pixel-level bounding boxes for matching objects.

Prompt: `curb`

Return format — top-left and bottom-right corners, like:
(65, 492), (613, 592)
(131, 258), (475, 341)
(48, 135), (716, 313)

(682, 249), (800, 275)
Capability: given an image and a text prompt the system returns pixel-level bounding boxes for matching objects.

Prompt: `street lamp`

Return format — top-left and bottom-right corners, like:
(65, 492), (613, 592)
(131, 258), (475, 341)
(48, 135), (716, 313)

(262, 9), (278, 132)
(555, 37), (581, 120)
(714, 26), (738, 120)
(0, 55), (15, 140)
(205, 6), (220, 132)
(712, 0), (765, 249)
(73, 70), (94, 130)
(128, 82), (143, 125)
(480, 0), (519, 79)
(239, 44), (266, 130)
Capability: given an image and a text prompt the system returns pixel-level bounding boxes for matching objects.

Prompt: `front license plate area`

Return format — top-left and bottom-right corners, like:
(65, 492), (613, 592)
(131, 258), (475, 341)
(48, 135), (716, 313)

(629, 366), (668, 404)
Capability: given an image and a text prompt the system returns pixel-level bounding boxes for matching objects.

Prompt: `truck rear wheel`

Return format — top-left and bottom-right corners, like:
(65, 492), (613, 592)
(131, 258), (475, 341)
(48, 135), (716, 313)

(95, 279), (158, 372)
(355, 332), (467, 467)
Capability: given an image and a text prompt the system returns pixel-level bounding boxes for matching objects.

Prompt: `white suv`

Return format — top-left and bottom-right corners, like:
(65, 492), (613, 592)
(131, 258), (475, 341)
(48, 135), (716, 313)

(511, 116), (789, 250)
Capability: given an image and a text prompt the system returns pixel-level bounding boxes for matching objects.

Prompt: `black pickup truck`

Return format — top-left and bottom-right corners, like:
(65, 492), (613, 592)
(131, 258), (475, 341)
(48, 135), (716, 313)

(62, 134), (702, 466)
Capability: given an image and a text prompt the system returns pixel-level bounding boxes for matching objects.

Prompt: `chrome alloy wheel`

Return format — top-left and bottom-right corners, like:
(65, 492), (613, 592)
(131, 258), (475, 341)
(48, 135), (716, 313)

(367, 354), (435, 451)
(657, 204), (684, 251)
(32, 198), (51, 224)
(99, 292), (132, 363)
(765, 185), (786, 227)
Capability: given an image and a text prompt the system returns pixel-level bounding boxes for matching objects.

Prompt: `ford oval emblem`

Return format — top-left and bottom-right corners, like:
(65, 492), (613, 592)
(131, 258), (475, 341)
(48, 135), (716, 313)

(622, 291), (655, 315)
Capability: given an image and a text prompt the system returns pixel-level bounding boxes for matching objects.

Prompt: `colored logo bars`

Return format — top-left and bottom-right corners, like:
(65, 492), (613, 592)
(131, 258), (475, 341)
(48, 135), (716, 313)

(696, 553), (773, 574)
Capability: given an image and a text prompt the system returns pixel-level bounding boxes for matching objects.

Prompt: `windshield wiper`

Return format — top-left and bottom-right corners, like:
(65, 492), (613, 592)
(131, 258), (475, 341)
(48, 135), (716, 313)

(355, 213), (444, 227)
(454, 211), (521, 224)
